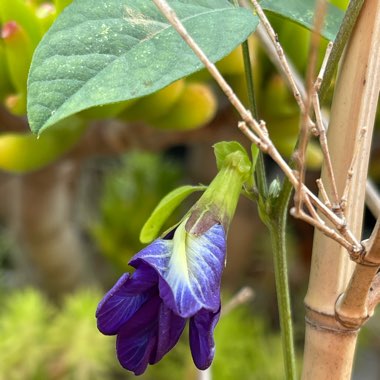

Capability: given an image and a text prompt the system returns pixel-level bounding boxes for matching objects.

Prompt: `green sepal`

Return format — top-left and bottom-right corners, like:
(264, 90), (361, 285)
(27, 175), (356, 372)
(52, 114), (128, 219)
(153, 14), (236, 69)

(139, 185), (206, 244)
(245, 143), (260, 192)
(214, 141), (251, 177)
(187, 143), (252, 234)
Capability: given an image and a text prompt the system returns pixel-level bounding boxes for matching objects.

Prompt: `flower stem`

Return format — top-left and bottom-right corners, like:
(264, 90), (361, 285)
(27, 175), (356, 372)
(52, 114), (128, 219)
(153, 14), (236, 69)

(267, 177), (297, 380)
(240, 40), (268, 197)
(236, 3), (295, 376)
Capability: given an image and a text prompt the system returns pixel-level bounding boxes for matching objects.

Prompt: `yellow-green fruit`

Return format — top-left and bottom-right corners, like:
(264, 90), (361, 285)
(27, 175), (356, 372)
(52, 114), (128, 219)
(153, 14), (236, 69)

(4, 93), (26, 115)
(54, 0), (73, 14)
(266, 116), (300, 144)
(0, 118), (86, 173)
(216, 47), (244, 75)
(329, 0), (349, 10)
(0, 43), (13, 100)
(151, 82), (217, 131)
(79, 99), (137, 120)
(262, 75), (298, 120)
(35, 3), (57, 33)
(276, 138), (323, 170)
(122, 80), (185, 122)
(279, 21), (310, 74)
(0, 0), (42, 46)
(1, 21), (33, 96)
(220, 37), (262, 109)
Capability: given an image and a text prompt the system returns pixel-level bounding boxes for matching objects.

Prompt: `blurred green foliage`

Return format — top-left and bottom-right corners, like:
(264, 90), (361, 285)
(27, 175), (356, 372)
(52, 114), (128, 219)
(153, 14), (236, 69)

(0, 288), (119, 380)
(0, 287), (285, 380)
(141, 299), (284, 379)
(91, 151), (184, 271)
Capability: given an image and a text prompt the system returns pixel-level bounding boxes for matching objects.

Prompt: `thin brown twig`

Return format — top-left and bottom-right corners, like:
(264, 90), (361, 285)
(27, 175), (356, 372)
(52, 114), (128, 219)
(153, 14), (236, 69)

(316, 178), (332, 208)
(312, 91), (340, 210)
(290, 207), (353, 251)
(341, 127), (367, 211)
(296, 0), (328, 214)
(152, 0), (362, 253)
(250, 0), (305, 113)
(221, 286), (255, 316)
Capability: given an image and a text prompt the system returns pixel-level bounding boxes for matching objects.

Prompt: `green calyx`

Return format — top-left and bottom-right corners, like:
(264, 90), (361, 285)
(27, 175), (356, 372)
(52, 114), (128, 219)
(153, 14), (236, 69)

(186, 142), (251, 234)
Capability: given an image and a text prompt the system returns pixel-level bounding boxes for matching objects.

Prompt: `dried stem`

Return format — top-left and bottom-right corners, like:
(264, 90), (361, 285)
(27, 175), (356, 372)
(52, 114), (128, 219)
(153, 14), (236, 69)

(250, 0), (347, 228)
(295, 0), (327, 214)
(312, 91), (340, 210)
(341, 127), (367, 210)
(254, 8), (380, 219)
(152, 0), (362, 253)
(250, 0), (305, 113)
(316, 178), (332, 208)
(221, 286), (255, 316)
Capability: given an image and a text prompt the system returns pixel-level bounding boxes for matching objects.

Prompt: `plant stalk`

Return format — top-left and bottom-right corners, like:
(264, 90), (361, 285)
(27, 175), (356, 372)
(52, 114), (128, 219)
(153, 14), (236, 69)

(302, 0), (380, 378)
(237, 3), (295, 375)
(267, 177), (296, 380)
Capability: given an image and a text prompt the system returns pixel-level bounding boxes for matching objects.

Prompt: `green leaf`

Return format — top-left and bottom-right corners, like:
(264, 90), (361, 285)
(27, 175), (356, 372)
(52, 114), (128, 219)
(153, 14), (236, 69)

(140, 185), (205, 244)
(260, 0), (344, 41)
(27, 0), (259, 134)
(214, 141), (251, 171)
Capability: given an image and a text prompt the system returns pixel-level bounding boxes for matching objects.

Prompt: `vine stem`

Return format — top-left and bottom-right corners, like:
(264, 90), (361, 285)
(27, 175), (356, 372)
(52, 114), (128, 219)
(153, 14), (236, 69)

(234, 1), (296, 375)
(266, 178), (297, 380)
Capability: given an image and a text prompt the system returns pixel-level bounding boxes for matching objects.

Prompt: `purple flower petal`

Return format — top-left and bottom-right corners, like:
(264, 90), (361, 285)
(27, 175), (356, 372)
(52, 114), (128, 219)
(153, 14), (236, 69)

(131, 223), (226, 318)
(189, 306), (221, 370)
(116, 295), (161, 376)
(96, 265), (158, 335)
(150, 303), (186, 364)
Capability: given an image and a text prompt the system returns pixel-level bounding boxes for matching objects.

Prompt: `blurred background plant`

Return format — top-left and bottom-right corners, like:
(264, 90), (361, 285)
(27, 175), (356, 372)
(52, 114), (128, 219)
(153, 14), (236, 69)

(1, 0), (380, 379)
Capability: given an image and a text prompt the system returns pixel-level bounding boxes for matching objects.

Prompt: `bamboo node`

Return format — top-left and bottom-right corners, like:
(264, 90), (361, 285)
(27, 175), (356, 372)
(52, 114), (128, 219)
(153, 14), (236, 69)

(335, 293), (371, 329)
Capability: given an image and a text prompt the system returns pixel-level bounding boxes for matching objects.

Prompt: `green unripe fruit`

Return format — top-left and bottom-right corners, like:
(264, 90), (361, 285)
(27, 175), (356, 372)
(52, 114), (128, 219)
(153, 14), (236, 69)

(262, 75), (298, 120)
(151, 82), (217, 131)
(278, 21), (310, 74)
(4, 93), (26, 115)
(35, 3), (57, 33)
(1, 21), (33, 98)
(216, 47), (244, 75)
(0, 0), (42, 47)
(0, 118), (86, 173)
(79, 99), (137, 120)
(122, 80), (185, 122)
(329, 0), (349, 10)
(54, 0), (73, 14)
(0, 43), (13, 100)
(276, 138), (323, 170)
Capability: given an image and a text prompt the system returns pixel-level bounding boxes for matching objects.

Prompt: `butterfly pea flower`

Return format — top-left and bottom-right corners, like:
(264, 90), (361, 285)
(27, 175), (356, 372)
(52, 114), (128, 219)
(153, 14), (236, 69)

(96, 146), (251, 375)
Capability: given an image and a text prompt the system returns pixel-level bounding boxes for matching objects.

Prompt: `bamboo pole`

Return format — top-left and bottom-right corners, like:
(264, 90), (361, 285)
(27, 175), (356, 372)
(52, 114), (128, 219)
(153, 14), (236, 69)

(302, 1), (380, 379)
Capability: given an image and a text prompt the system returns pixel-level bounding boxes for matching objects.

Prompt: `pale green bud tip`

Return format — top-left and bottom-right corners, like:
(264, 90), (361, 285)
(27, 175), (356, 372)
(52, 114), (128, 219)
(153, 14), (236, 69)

(186, 144), (252, 235)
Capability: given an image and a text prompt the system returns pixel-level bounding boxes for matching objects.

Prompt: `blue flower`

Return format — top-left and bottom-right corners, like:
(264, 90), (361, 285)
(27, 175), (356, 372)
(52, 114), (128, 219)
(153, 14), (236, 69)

(97, 143), (252, 375)
(96, 220), (226, 375)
